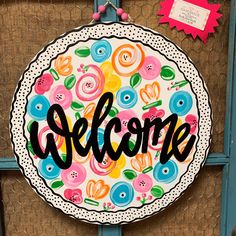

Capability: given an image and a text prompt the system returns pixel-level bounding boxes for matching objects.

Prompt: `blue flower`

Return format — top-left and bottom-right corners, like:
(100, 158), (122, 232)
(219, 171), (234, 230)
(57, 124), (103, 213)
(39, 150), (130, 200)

(153, 160), (178, 184)
(27, 95), (50, 121)
(116, 86), (138, 109)
(91, 40), (112, 63)
(38, 156), (61, 180)
(110, 182), (134, 207)
(169, 91), (193, 116)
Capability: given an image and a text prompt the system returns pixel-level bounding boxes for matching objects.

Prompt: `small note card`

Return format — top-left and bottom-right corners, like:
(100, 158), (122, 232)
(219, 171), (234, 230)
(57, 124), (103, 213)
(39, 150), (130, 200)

(158, 0), (222, 43)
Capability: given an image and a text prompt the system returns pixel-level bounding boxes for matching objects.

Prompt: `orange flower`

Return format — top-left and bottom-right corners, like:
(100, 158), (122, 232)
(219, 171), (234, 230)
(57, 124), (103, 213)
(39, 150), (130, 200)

(54, 55), (73, 76)
(86, 180), (110, 200)
(83, 103), (96, 126)
(140, 81), (160, 104)
(131, 151), (152, 172)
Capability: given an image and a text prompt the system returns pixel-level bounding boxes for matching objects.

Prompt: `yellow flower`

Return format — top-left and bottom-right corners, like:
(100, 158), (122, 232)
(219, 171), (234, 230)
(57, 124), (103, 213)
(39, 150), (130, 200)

(100, 61), (121, 94)
(108, 142), (126, 178)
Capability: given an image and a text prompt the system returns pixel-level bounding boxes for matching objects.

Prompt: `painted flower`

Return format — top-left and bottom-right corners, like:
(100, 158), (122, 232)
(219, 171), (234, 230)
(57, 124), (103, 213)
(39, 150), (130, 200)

(185, 114), (198, 134)
(83, 102), (96, 126)
(131, 151), (152, 173)
(27, 95), (50, 121)
(116, 86), (138, 109)
(140, 81), (160, 104)
(61, 163), (86, 187)
(116, 110), (137, 136)
(49, 85), (72, 109)
(132, 174), (153, 193)
(38, 156), (61, 180)
(110, 182), (134, 207)
(54, 55), (73, 76)
(100, 61), (121, 94)
(34, 73), (53, 95)
(91, 40), (112, 63)
(108, 142), (126, 178)
(142, 107), (165, 121)
(139, 56), (161, 80)
(86, 180), (110, 200)
(64, 188), (83, 204)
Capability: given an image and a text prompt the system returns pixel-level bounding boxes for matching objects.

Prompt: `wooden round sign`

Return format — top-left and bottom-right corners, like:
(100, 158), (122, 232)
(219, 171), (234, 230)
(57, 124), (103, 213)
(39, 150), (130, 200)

(10, 22), (212, 224)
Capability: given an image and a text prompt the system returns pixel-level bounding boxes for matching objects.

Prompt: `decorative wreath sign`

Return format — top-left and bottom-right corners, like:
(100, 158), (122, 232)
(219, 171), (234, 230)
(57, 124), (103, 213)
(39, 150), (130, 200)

(10, 22), (212, 224)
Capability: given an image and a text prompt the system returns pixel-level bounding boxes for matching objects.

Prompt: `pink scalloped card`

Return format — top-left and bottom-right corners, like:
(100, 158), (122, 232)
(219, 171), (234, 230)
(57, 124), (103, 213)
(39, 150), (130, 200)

(157, 0), (222, 44)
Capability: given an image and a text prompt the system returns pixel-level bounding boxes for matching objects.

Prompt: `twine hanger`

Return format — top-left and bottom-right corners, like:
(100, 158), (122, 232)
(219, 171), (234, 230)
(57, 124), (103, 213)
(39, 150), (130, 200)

(90, 0), (134, 24)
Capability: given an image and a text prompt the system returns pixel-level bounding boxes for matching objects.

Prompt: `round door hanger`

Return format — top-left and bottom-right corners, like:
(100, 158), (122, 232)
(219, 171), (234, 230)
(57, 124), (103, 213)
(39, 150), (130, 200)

(10, 22), (212, 224)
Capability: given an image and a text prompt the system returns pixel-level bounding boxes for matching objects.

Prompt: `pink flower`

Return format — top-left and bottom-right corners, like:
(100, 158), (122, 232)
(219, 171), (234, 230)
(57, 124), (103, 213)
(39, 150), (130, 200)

(49, 85), (72, 109)
(148, 195), (153, 200)
(116, 110), (137, 136)
(132, 174), (153, 193)
(136, 196), (141, 201)
(142, 107), (165, 121)
(64, 188), (83, 204)
(185, 114), (198, 134)
(61, 163), (86, 187)
(142, 193), (147, 198)
(139, 56), (161, 80)
(35, 73), (53, 95)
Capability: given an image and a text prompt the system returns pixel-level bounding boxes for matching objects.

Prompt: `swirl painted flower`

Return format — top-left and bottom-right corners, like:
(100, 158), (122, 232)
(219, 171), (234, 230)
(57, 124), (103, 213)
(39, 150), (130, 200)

(64, 188), (83, 204)
(86, 180), (110, 200)
(75, 64), (105, 101)
(116, 110), (137, 136)
(49, 85), (72, 109)
(54, 55), (73, 76)
(91, 40), (112, 62)
(38, 156), (61, 180)
(27, 95), (50, 121)
(139, 56), (161, 80)
(132, 174), (153, 193)
(61, 163), (86, 187)
(140, 81), (160, 104)
(112, 44), (145, 77)
(34, 73), (53, 95)
(131, 151), (152, 172)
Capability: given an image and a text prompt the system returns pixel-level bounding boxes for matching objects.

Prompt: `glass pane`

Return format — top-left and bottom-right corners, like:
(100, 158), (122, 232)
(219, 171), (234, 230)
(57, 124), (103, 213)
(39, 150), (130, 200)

(0, 171), (97, 235)
(123, 166), (222, 236)
(122, 0), (230, 153)
(0, 0), (94, 157)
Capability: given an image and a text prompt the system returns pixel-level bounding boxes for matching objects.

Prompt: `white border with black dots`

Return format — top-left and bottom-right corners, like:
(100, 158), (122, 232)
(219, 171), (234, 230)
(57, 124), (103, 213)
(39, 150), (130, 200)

(10, 22), (212, 225)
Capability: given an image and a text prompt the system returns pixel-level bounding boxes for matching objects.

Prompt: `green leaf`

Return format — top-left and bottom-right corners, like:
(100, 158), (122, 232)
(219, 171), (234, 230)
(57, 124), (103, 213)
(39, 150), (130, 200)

(160, 66), (175, 81)
(128, 139), (135, 151)
(123, 169), (137, 180)
(142, 166), (153, 174)
(49, 68), (60, 81)
(71, 101), (84, 112)
(61, 154), (67, 162)
(130, 73), (142, 88)
(50, 179), (64, 189)
(151, 185), (164, 198)
(27, 141), (35, 155)
(75, 46), (90, 57)
(64, 74), (76, 90)
(27, 120), (35, 133)
(75, 112), (81, 120)
(108, 106), (119, 117)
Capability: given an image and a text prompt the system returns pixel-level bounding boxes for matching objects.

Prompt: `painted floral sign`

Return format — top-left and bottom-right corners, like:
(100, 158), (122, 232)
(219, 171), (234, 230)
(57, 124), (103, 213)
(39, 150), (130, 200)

(10, 22), (212, 224)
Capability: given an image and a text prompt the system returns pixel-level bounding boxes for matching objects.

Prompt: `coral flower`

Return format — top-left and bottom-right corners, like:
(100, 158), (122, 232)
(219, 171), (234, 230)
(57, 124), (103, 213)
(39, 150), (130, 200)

(140, 81), (160, 104)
